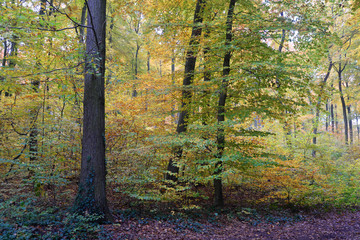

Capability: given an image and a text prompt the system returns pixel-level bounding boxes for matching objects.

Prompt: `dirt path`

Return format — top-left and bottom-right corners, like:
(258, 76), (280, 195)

(103, 211), (360, 239)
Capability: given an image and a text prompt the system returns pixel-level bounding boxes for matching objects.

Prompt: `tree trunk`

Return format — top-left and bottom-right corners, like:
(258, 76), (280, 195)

(345, 82), (353, 144)
(165, 0), (206, 182)
(2, 41), (7, 67)
(325, 102), (329, 132)
(347, 105), (353, 144)
(214, 0), (236, 208)
(28, 0), (47, 173)
(337, 63), (348, 144)
(312, 60), (332, 157)
(331, 103), (334, 133)
(357, 114), (360, 142)
(79, 2), (87, 43)
(132, 43), (140, 97)
(73, 0), (112, 222)
(335, 104), (339, 133)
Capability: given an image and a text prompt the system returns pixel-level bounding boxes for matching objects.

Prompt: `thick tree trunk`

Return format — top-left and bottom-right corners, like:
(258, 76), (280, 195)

(73, 0), (112, 222)
(165, 0), (206, 182)
(214, 0), (236, 208)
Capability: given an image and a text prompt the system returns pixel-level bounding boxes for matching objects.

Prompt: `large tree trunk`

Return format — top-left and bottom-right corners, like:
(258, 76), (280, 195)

(165, 0), (206, 182)
(214, 0), (236, 208)
(73, 0), (111, 222)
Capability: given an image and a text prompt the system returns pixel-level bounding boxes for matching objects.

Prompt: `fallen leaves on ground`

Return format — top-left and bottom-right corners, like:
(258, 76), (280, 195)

(103, 211), (360, 239)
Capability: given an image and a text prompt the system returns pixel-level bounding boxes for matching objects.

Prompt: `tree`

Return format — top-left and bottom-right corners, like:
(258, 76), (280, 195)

(213, 0), (236, 208)
(165, 0), (206, 182)
(73, 0), (112, 221)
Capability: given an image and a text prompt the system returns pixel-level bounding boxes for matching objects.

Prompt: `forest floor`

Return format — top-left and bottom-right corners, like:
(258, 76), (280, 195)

(1, 182), (360, 239)
(102, 208), (360, 239)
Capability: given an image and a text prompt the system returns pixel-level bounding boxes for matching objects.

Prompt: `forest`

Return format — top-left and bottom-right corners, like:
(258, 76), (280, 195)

(0, 0), (360, 239)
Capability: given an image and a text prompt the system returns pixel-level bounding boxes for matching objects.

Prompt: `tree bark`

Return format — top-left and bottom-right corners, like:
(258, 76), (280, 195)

(325, 102), (329, 132)
(73, 0), (112, 222)
(165, 0), (206, 182)
(337, 63), (348, 144)
(331, 103), (335, 133)
(345, 82), (353, 144)
(312, 60), (332, 157)
(79, 2), (87, 44)
(132, 43), (140, 97)
(214, 0), (236, 208)
(347, 105), (353, 144)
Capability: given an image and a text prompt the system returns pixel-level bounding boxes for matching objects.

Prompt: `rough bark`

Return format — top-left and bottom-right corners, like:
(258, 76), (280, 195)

(73, 0), (112, 222)
(214, 0), (236, 208)
(165, 0), (206, 182)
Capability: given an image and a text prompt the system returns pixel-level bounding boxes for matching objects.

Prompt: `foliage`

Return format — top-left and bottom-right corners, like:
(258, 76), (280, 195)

(0, 196), (109, 239)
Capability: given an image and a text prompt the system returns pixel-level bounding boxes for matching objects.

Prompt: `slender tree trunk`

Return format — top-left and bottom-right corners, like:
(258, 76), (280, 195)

(73, 0), (112, 222)
(325, 102), (329, 132)
(345, 82), (353, 144)
(200, 26), (212, 125)
(165, 0), (206, 182)
(337, 63), (348, 144)
(277, 13), (292, 146)
(2, 41), (7, 67)
(347, 105), (353, 144)
(132, 44), (140, 97)
(159, 60), (162, 77)
(331, 103), (335, 133)
(312, 60), (332, 157)
(28, 0), (47, 172)
(171, 56), (175, 119)
(214, 0), (236, 208)
(79, 2), (87, 43)
(357, 114), (360, 142)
